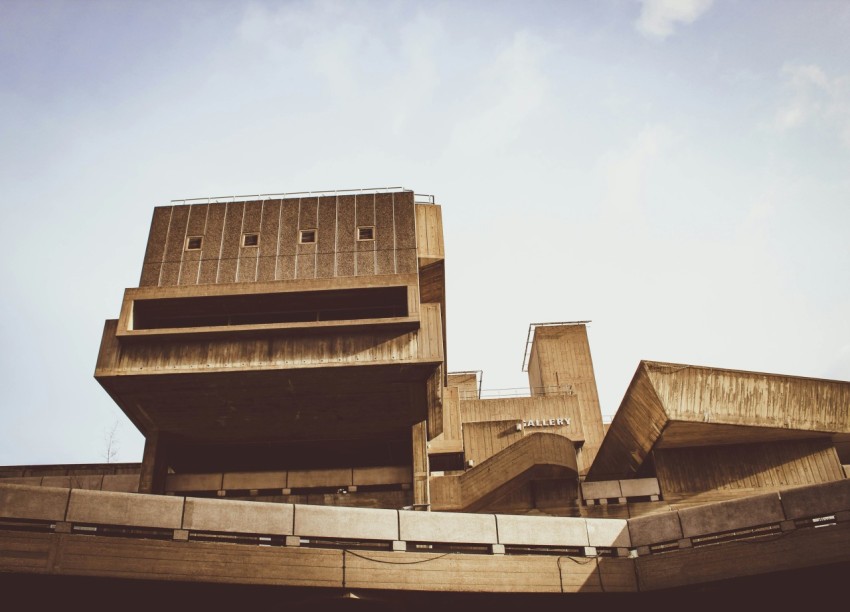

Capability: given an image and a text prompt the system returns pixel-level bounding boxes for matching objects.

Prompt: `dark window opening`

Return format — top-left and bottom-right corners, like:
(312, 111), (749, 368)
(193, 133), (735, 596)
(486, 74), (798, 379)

(429, 453), (466, 472)
(357, 226), (375, 241)
(186, 237), (203, 250)
(133, 285), (409, 330)
(299, 229), (317, 244)
(242, 233), (259, 247)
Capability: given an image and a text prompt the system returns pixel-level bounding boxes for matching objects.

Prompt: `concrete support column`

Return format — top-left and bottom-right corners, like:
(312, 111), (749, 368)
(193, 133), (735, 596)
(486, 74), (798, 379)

(412, 420), (430, 509)
(139, 431), (169, 494)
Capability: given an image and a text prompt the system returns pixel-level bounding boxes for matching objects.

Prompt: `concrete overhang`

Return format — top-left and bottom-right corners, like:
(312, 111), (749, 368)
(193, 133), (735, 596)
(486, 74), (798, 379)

(587, 361), (850, 481)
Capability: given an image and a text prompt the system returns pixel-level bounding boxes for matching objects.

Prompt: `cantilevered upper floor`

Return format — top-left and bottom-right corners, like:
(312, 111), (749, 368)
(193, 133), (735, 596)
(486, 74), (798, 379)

(94, 189), (448, 477)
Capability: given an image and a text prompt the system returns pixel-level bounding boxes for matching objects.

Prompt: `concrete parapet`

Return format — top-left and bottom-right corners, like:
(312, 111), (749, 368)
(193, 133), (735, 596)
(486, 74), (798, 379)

(42, 475), (104, 490)
(619, 478), (660, 498)
(183, 497), (293, 535)
(495, 514), (589, 547)
(628, 511), (682, 547)
(0, 477), (43, 486)
(165, 473), (223, 493)
(678, 492), (784, 538)
(294, 504), (398, 541)
(781, 479), (850, 520)
(0, 483), (69, 521)
(399, 510), (497, 544)
(586, 518), (630, 548)
(221, 471), (287, 491)
(288, 468), (352, 489)
(582, 480), (621, 500)
(101, 474), (141, 493)
(353, 466), (411, 486)
(67, 489), (183, 529)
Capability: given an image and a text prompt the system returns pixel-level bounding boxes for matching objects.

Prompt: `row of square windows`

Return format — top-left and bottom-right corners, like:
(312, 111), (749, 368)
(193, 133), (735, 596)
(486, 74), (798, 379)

(185, 227), (375, 251)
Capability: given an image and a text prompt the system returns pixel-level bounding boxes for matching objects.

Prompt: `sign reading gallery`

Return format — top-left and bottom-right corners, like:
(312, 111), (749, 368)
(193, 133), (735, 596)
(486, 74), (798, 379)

(522, 417), (571, 428)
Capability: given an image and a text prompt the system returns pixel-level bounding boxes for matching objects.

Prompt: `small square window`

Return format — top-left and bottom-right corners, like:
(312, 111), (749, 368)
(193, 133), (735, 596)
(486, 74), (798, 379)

(186, 236), (203, 250)
(242, 233), (259, 247)
(357, 226), (375, 241)
(299, 229), (317, 244)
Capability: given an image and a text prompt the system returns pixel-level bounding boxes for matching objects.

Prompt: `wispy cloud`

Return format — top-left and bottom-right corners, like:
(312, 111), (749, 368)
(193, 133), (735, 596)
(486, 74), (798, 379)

(598, 123), (676, 227)
(635, 0), (714, 40)
(774, 63), (850, 147)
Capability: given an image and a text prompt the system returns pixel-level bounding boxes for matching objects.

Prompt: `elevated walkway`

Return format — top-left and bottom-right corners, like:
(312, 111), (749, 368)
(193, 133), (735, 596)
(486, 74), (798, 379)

(2, 478), (850, 595)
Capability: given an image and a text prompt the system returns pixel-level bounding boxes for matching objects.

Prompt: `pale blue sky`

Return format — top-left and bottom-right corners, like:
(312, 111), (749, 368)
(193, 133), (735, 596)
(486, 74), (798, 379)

(1, 0), (849, 464)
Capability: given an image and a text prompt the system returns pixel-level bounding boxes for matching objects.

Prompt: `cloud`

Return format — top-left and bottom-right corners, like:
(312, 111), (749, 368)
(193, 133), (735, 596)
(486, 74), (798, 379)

(598, 123), (676, 226)
(774, 63), (850, 147)
(445, 30), (551, 155)
(635, 0), (714, 40)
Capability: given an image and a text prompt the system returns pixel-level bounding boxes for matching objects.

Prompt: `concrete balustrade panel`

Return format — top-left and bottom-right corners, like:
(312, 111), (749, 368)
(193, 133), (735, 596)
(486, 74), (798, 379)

(294, 505), (398, 541)
(619, 478), (660, 498)
(101, 474), (141, 493)
(678, 492), (784, 538)
(67, 489), (184, 529)
(780, 479), (850, 520)
(627, 511), (682, 547)
(353, 466), (411, 486)
(0, 477), (43, 486)
(581, 480), (621, 500)
(495, 514), (589, 547)
(399, 510), (498, 544)
(288, 469), (352, 489)
(586, 518), (631, 548)
(221, 471), (288, 491)
(183, 498), (294, 534)
(42, 475), (104, 490)
(0, 484), (69, 521)
(165, 473), (223, 492)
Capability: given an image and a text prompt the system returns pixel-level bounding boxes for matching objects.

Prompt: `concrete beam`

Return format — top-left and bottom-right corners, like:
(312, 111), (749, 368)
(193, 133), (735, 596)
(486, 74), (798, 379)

(678, 492), (784, 539)
(183, 498), (293, 535)
(399, 510), (497, 544)
(67, 489), (183, 529)
(294, 505), (398, 541)
(0, 484), (69, 522)
(495, 514), (589, 547)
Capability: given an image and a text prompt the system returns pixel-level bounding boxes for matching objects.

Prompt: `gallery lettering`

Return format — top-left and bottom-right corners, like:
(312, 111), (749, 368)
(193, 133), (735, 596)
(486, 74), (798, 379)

(522, 417), (571, 428)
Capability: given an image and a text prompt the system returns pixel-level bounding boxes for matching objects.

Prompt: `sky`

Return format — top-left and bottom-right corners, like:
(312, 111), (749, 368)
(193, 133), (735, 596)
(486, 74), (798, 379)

(1, 0), (849, 465)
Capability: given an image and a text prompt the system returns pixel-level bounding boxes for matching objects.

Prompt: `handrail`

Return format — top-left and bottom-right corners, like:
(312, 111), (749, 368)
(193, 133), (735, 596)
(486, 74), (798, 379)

(169, 187), (436, 205)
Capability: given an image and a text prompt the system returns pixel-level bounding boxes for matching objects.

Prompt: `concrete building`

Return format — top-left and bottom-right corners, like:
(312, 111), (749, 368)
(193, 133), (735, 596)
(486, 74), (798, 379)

(2, 188), (850, 608)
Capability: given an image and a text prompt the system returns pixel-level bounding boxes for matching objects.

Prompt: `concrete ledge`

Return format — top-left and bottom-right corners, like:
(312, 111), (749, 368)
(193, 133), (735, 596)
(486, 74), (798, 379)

(288, 469), (352, 489)
(101, 474), (140, 493)
(628, 511), (682, 547)
(294, 505), (398, 541)
(221, 471), (287, 491)
(0, 477), (43, 486)
(165, 473), (223, 493)
(678, 492), (784, 538)
(183, 498), (293, 535)
(582, 480), (621, 500)
(781, 479), (850, 520)
(353, 466), (411, 486)
(400, 511), (497, 544)
(586, 518), (630, 548)
(495, 514), (589, 547)
(67, 489), (184, 529)
(0, 483), (70, 521)
(619, 478), (661, 498)
(42, 475), (104, 490)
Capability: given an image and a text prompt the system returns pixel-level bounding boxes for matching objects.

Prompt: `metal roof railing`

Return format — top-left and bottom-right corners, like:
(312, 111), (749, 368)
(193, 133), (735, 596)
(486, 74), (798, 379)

(170, 187), (435, 206)
(521, 321), (591, 372)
